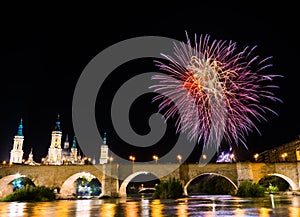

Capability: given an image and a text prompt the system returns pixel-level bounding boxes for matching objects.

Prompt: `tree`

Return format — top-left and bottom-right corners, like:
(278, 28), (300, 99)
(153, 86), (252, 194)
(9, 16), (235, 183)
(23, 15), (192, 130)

(187, 175), (235, 195)
(153, 177), (184, 199)
(236, 181), (265, 197)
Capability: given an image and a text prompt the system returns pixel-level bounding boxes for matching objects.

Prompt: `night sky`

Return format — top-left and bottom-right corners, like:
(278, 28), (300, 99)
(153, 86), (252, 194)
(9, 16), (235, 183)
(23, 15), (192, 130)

(0, 2), (299, 163)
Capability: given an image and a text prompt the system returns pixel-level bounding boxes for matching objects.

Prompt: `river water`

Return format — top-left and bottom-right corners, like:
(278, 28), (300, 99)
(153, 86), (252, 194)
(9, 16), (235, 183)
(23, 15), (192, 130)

(0, 194), (299, 217)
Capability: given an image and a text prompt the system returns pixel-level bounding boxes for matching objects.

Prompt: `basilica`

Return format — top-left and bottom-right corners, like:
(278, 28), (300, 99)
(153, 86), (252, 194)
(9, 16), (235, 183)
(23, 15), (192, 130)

(9, 115), (109, 165)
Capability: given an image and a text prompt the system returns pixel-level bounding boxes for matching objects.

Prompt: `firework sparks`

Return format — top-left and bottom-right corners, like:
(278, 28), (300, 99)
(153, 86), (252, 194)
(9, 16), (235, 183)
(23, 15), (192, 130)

(150, 33), (282, 150)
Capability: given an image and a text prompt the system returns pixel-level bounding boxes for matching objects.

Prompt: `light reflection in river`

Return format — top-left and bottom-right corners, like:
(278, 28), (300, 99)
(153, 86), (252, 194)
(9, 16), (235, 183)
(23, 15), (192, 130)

(177, 202), (188, 217)
(100, 203), (116, 217)
(288, 207), (300, 217)
(258, 207), (272, 217)
(76, 199), (92, 217)
(0, 195), (300, 217)
(8, 202), (26, 217)
(126, 201), (139, 217)
(233, 208), (246, 217)
(150, 199), (163, 217)
(140, 198), (150, 216)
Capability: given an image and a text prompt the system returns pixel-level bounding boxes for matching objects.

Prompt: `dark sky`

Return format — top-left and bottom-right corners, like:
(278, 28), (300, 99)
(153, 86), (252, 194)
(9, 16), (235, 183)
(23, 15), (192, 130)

(0, 2), (299, 163)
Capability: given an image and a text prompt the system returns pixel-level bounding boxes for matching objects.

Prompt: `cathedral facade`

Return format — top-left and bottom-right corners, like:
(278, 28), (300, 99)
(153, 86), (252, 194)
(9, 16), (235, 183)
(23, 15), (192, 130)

(9, 115), (109, 165)
(42, 114), (84, 165)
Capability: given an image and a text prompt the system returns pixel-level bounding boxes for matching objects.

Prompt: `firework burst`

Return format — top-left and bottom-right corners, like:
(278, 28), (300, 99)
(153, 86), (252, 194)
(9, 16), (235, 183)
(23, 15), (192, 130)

(150, 33), (282, 150)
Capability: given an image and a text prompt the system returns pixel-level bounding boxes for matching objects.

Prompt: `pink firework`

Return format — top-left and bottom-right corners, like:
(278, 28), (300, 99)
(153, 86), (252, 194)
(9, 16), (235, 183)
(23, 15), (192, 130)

(150, 33), (282, 149)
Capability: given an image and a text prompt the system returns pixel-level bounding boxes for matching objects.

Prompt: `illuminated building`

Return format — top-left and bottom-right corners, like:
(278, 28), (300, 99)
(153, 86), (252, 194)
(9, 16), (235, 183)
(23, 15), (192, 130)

(99, 132), (108, 164)
(216, 150), (236, 163)
(9, 119), (24, 164)
(24, 148), (40, 165)
(46, 114), (63, 165)
(257, 136), (300, 162)
(42, 114), (84, 165)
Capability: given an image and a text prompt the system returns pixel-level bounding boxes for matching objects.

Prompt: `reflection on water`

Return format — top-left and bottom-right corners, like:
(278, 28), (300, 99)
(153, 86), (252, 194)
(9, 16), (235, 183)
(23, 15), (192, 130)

(126, 201), (139, 217)
(100, 203), (116, 217)
(150, 199), (163, 217)
(289, 207), (300, 217)
(177, 202), (188, 217)
(8, 202), (27, 217)
(141, 198), (150, 216)
(0, 194), (300, 217)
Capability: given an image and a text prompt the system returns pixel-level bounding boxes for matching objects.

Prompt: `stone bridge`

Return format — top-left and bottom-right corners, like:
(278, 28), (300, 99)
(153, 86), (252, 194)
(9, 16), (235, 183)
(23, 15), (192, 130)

(0, 162), (299, 198)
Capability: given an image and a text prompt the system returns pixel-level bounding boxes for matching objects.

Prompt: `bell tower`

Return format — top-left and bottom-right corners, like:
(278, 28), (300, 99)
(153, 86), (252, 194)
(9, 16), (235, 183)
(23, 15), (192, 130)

(9, 118), (24, 164)
(47, 114), (63, 165)
(71, 136), (78, 162)
(99, 132), (108, 164)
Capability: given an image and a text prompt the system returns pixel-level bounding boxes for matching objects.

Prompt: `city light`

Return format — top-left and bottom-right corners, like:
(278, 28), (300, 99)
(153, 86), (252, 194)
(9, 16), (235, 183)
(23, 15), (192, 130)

(129, 155), (135, 164)
(153, 155), (158, 164)
(177, 155), (182, 164)
(216, 151), (236, 163)
(281, 153), (288, 161)
(254, 153), (259, 162)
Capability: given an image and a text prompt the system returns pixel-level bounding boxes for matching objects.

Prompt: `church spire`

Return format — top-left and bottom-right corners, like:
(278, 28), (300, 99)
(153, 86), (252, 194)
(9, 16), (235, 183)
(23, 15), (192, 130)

(72, 136), (77, 148)
(103, 132), (107, 145)
(54, 114), (61, 131)
(64, 134), (69, 149)
(17, 118), (23, 136)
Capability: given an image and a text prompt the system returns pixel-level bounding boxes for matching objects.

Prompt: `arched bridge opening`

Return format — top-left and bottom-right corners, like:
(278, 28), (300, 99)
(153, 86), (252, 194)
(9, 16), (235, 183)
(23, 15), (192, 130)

(119, 171), (160, 197)
(59, 172), (101, 199)
(184, 173), (238, 196)
(258, 173), (298, 191)
(0, 174), (36, 198)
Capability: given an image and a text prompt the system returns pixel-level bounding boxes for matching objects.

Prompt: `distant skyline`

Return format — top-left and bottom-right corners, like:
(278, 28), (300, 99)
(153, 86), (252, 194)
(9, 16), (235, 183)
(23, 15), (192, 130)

(0, 3), (299, 162)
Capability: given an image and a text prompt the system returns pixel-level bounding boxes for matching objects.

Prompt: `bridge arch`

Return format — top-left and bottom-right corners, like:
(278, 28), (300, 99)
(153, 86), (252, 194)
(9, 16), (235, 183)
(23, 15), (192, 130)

(261, 173), (298, 191)
(0, 174), (34, 198)
(184, 172), (238, 196)
(59, 172), (101, 198)
(119, 171), (159, 197)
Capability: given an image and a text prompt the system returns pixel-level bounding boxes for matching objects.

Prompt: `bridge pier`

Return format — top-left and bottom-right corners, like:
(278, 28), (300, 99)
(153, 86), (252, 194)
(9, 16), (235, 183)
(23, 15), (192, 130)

(297, 162), (300, 189)
(179, 163), (189, 185)
(236, 162), (254, 185)
(100, 164), (119, 197)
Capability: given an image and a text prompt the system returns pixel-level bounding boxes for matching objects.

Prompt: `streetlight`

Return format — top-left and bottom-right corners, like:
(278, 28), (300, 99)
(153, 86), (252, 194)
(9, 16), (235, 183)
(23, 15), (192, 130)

(153, 155), (158, 164)
(109, 156), (114, 164)
(177, 155), (182, 164)
(129, 155), (135, 164)
(281, 153), (287, 161)
(254, 153), (259, 162)
(230, 154), (235, 162)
